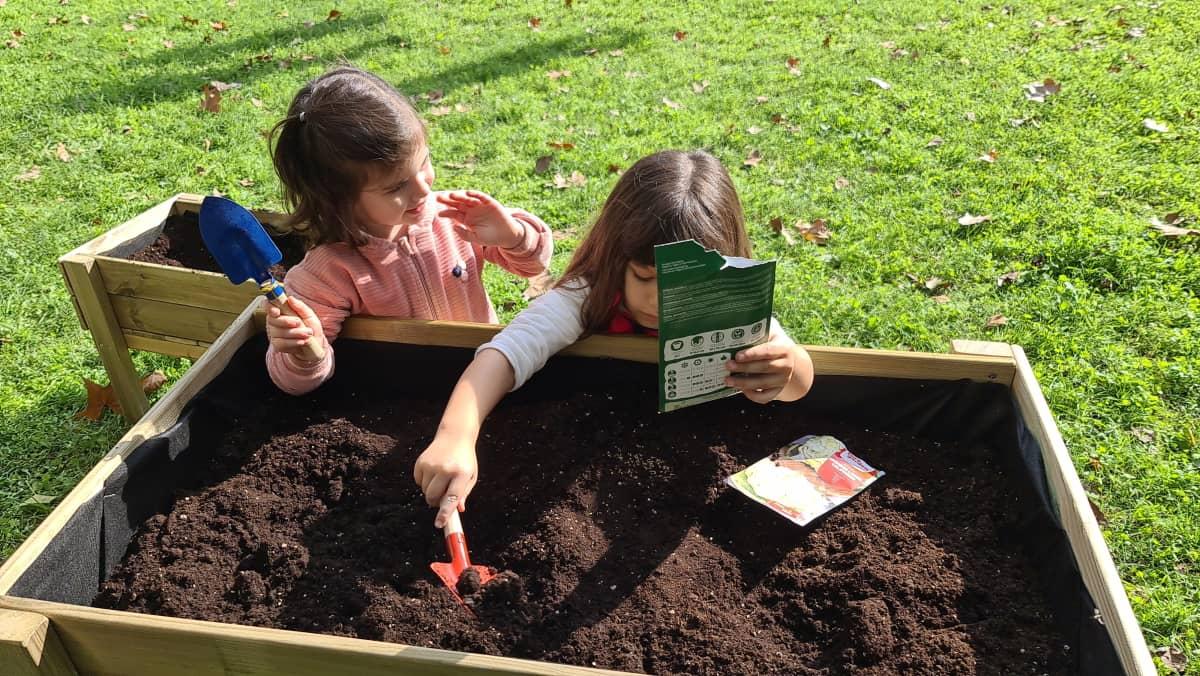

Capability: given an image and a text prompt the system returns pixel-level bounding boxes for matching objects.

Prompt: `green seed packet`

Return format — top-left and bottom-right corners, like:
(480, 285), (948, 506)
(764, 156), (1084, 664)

(654, 239), (776, 412)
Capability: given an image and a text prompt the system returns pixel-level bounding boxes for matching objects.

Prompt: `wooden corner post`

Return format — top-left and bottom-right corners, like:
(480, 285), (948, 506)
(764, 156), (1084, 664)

(59, 253), (149, 421)
(0, 609), (78, 676)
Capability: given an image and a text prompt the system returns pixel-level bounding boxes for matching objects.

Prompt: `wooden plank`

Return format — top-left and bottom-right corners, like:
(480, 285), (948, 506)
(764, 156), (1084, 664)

(0, 598), (634, 676)
(0, 609), (78, 676)
(63, 194), (178, 260)
(950, 339), (1015, 359)
(0, 303), (259, 596)
(109, 295), (239, 345)
(123, 332), (208, 360)
(1009, 346), (1156, 676)
(59, 255), (148, 422)
(95, 256), (259, 313)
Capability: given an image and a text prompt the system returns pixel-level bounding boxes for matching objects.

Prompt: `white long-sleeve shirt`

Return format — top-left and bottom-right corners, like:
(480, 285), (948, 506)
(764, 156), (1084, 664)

(479, 284), (789, 391)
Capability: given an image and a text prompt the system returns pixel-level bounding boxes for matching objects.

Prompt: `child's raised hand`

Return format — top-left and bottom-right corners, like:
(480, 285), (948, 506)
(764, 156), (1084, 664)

(724, 329), (815, 404)
(437, 190), (526, 249)
(264, 296), (324, 362)
(414, 435), (479, 528)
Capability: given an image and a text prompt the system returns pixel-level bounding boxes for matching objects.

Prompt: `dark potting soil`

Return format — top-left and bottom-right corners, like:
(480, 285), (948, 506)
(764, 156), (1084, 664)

(127, 211), (306, 279)
(94, 379), (1076, 675)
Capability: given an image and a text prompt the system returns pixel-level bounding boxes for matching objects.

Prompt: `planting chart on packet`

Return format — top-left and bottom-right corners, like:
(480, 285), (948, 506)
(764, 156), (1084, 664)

(655, 240), (776, 412)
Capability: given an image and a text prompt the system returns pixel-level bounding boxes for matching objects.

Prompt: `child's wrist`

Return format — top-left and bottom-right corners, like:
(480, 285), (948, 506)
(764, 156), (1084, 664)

(503, 220), (528, 250)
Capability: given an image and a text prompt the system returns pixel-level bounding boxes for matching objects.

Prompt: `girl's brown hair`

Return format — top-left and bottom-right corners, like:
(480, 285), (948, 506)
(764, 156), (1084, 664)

(269, 66), (425, 246)
(559, 149), (752, 331)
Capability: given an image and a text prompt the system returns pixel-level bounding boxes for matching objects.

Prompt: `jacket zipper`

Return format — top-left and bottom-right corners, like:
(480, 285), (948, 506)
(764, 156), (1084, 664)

(400, 234), (439, 318)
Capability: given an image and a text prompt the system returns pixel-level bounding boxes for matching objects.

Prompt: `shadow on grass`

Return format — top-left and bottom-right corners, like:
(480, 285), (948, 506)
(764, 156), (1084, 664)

(51, 13), (640, 116)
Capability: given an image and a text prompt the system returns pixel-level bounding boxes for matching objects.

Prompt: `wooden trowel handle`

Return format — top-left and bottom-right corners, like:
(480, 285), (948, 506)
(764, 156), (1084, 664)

(265, 282), (326, 363)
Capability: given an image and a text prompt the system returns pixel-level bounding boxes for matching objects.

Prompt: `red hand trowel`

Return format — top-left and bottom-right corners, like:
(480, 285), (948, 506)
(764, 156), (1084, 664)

(431, 511), (497, 608)
(198, 196), (324, 363)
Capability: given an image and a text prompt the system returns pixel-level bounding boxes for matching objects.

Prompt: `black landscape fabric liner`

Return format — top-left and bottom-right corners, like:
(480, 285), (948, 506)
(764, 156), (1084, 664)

(12, 336), (1121, 674)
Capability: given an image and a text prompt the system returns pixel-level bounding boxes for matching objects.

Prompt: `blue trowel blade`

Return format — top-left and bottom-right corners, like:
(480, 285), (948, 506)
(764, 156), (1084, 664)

(198, 196), (283, 285)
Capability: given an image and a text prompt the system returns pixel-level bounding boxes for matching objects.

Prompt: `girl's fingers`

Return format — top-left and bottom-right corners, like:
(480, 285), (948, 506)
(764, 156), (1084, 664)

(726, 373), (788, 391)
(434, 474), (473, 528)
(453, 224), (480, 242)
(423, 474), (450, 508)
(726, 357), (788, 374)
(735, 342), (789, 363)
(464, 190), (502, 208)
(276, 338), (313, 351)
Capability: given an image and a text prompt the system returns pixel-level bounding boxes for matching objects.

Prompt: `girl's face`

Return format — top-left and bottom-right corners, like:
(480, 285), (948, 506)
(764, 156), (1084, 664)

(622, 261), (660, 329)
(355, 144), (435, 239)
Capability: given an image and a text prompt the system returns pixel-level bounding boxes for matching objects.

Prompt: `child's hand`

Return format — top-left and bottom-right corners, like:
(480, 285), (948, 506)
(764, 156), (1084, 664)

(414, 434), (478, 528)
(264, 296), (324, 362)
(725, 330), (814, 403)
(436, 190), (526, 249)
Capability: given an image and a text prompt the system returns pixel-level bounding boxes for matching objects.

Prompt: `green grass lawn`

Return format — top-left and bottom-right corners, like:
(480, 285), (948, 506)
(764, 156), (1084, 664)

(1, 0), (1197, 671)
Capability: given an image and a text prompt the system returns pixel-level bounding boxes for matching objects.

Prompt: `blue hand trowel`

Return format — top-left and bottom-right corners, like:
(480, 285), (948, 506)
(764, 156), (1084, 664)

(198, 196), (325, 361)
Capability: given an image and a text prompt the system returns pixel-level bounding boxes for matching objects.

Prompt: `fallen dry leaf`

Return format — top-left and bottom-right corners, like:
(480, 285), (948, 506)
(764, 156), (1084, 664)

(429, 105), (452, 116)
(122, 23), (136, 31)
(528, 17), (542, 29)
(822, 34), (831, 48)
(978, 149), (998, 163)
(770, 217), (796, 245)
(755, 95), (769, 104)
(662, 97), (681, 110)
(923, 277), (949, 293)
(251, 97), (263, 108)
(834, 177), (850, 190)
(1142, 118), (1168, 133)
(422, 89), (444, 102)
(1130, 427), (1156, 444)
(442, 157), (477, 170)
(607, 163), (622, 174)
(81, 15), (92, 24)
(795, 219), (831, 244)
(609, 49), (624, 57)
(1149, 213), (1199, 238)
(534, 155), (553, 174)
(162, 39), (174, 48)
(1125, 26), (1145, 39)
(674, 30), (687, 41)
(747, 126), (763, 135)
(75, 378), (120, 420)
(964, 111), (977, 122)
(200, 84), (222, 113)
(926, 136), (944, 147)
(327, 9), (342, 21)
(997, 270), (1022, 287)
(210, 20), (228, 31)
(181, 15), (199, 26)
(985, 314), (1008, 328)
(141, 370), (167, 393)
(958, 213), (992, 226)
(454, 103), (470, 113)
(932, 295), (950, 304)
(547, 70), (571, 80)
(551, 171), (587, 189)
(55, 142), (72, 162)
(692, 80), (709, 94)
(867, 77), (892, 90)
(1087, 496), (1107, 525)
(786, 57), (800, 75)
(523, 271), (556, 300)
(15, 166), (41, 182)
(743, 149), (762, 167)
(238, 178), (254, 187)
(549, 141), (575, 150)
(1023, 78), (1061, 102)
(1154, 646), (1188, 674)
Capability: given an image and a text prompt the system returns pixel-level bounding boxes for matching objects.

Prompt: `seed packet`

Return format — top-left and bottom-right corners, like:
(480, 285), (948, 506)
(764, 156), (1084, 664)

(726, 435), (884, 526)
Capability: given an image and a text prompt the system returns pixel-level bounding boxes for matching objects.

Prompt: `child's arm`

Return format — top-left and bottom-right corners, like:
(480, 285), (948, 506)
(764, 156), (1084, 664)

(435, 190), (552, 278)
(416, 285), (588, 527)
(264, 261), (353, 395)
(724, 319), (814, 403)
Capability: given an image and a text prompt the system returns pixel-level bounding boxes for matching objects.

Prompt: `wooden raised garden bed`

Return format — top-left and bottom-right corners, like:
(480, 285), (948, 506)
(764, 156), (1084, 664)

(59, 193), (305, 421)
(0, 307), (1156, 675)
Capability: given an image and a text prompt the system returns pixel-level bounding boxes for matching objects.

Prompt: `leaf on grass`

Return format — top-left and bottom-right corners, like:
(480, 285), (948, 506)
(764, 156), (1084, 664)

(421, 89), (444, 102)
(200, 84), (222, 113)
(964, 111), (977, 122)
(786, 57), (800, 75)
(795, 219), (831, 244)
(692, 80), (709, 94)
(534, 155), (553, 174)
(755, 95), (769, 104)
(238, 178), (254, 187)
(1023, 78), (1061, 102)
(834, 177), (850, 190)
(141, 370), (167, 393)
(662, 97), (681, 110)
(924, 277), (949, 293)
(429, 105), (452, 116)
(958, 212), (992, 226)
(674, 30), (687, 41)
(978, 149), (998, 163)
(122, 23), (137, 32)
(210, 20), (228, 31)
(528, 17), (542, 30)
(1087, 496), (1107, 525)
(251, 97), (263, 108)
(867, 77), (892, 90)
(926, 136), (944, 147)
(551, 171), (587, 189)
(607, 163), (622, 174)
(822, 34), (831, 48)
(327, 9), (343, 22)
(15, 166), (41, 182)
(19, 494), (59, 509)
(932, 295), (950, 304)
(1125, 26), (1145, 39)
(742, 149), (763, 168)
(1130, 427), (1155, 444)
(770, 217), (796, 245)
(1142, 118), (1168, 133)
(1154, 647), (1188, 674)
(55, 143), (72, 162)
(608, 49), (624, 57)
(181, 15), (199, 26)
(547, 70), (571, 80)
(76, 378), (119, 420)
(442, 157), (477, 170)
(1150, 213), (1199, 238)
(747, 126), (763, 135)
(162, 39), (174, 49)
(523, 271), (556, 300)
(984, 314), (1008, 328)
(549, 141), (575, 150)
(996, 270), (1022, 287)
(81, 15), (92, 25)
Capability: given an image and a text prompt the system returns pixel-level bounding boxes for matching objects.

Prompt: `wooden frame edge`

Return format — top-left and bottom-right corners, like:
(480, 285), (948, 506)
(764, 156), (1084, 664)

(1009, 346), (1156, 676)
(0, 608), (78, 676)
